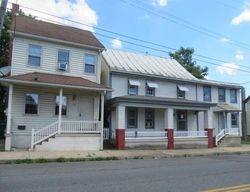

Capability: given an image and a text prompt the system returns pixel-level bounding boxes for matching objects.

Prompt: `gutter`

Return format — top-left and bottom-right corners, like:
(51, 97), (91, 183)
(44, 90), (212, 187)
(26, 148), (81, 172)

(0, 78), (112, 92)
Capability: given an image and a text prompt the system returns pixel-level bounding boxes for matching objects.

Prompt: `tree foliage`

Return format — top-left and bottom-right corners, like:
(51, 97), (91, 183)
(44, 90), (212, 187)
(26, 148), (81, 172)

(169, 47), (208, 79)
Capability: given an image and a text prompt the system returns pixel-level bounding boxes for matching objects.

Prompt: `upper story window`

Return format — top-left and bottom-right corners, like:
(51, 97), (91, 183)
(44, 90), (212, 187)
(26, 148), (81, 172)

(58, 50), (69, 71)
(145, 109), (155, 129)
(145, 82), (158, 96)
(218, 88), (226, 102)
(177, 85), (188, 99)
(230, 89), (237, 103)
(28, 45), (41, 66)
(127, 108), (137, 128)
(128, 80), (140, 95)
(55, 96), (67, 116)
(203, 86), (211, 102)
(25, 93), (39, 114)
(84, 54), (96, 74)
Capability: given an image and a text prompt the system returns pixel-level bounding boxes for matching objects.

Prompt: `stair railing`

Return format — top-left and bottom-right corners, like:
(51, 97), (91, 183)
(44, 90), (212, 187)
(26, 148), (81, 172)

(215, 129), (225, 146)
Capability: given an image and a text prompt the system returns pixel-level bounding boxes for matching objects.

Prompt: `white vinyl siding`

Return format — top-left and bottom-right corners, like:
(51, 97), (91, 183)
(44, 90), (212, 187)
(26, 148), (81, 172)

(11, 37), (101, 83)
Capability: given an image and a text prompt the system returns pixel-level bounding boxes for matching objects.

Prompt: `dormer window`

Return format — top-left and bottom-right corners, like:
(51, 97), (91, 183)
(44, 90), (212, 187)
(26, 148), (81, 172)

(128, 80), (140, 95)
(58, 50), (69, 71)
(177, 85), (188, 99)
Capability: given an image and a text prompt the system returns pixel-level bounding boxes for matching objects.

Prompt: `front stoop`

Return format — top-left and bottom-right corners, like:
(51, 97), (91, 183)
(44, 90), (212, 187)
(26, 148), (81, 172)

(217, 136), (241, 147)
(35, 134), (101, 151)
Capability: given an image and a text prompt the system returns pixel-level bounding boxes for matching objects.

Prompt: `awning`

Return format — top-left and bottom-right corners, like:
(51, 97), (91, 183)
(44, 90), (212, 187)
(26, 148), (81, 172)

(214, 104), (241, 112)
(178, 85), (189, 92)
(147, 81), (159, 88)
(129, 79), (140, 86)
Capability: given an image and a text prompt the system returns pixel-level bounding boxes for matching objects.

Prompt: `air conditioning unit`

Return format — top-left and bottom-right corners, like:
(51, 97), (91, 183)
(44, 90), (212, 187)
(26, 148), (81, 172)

(58, 62), (68, 71)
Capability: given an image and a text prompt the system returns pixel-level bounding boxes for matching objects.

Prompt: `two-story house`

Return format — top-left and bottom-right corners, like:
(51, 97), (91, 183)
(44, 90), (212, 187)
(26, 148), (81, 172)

(0, 12), (110, 151)
(101, 49), (242, 149)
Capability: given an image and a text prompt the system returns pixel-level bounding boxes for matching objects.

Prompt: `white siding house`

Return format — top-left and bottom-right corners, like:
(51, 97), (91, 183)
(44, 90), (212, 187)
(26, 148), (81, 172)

(101, 49), (242, 149)
(1, 15), (110, 151)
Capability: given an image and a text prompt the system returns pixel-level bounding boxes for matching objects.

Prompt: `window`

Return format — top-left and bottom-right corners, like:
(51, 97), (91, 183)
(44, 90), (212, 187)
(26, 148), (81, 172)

(58, 50), (69, 71)
(127, 108), (137, 128)
(28, 45), (41, 66)
(177, 87), (185, 99)
(55, 96), (67, 116)
(203, 86), (211, 101)
(230, 89), (237, 103)
(146, 86), (155, 96)
(231, 113), (238, 127)
(25, 93), (38, 114)
(145, 109), (154, 129)
(218, 88), (226, 102)
(84, 54), (96, 73)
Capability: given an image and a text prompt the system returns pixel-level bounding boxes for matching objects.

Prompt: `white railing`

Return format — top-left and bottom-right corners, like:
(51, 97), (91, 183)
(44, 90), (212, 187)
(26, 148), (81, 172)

(31, 121), (59, 149)
(103, 128), (110, 140)
(125, 131), (167, 140)
(31, 121), (102, 149)
(225, 128), (240, 136)
(216, 129), (225, 146)
(174, 131), (208, 138)
(61, 121), (102, 133)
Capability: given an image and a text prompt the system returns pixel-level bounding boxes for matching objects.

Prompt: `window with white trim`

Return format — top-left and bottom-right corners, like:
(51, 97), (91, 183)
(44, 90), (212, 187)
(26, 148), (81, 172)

(203, 86), (211, 101)
(58, 50), (69, 71)
(230, 89), (237, 103)
(28, 45), (41, 66)
(231, 113), (238, 127)
(218, 88), (226, 102)
(127, 108), (137, 128)
(177, 87), (185, 99)
(84, 54), (96, 73)
(55, 96), (67, 116)
(145, 109), (154, 129)
(25, 93), (39, 114)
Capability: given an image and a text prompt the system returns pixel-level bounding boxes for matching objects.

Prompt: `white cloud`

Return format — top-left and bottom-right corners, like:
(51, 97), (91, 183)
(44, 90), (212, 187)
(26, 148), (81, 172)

(8, 0), (98, 31)
(235, 50), (244, 60)
(232, 9), (250, 25)
(216, 63), (240, 75)
(111, 38), (123, 49)
(152, 0), (168, 7)
(220, 37), (230, 43)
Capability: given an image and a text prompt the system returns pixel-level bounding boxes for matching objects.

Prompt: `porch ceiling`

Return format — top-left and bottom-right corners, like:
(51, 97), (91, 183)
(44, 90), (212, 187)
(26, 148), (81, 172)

(109, 95), (216, 109)
(214, 104), (241, 112)
(0, 72), (112, 92)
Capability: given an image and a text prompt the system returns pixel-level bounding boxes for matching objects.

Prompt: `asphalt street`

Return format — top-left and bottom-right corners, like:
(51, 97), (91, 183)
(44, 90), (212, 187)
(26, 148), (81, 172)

(0, 154), (250, 192)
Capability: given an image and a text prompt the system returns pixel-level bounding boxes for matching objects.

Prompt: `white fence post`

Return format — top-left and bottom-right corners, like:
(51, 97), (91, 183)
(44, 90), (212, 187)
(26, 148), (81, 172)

(31, 128), (34, 149)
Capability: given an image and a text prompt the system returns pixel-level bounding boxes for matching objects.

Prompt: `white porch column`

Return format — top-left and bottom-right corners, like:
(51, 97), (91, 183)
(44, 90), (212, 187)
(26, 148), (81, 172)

(100, 92), (105, 150)
(116, 105), (126, 149)
(226, 112), (231, 131)
(5, 84), (13, 151)
(164, 108), (174, 129)
(239, 112), (242, 136)
(204, 110), (213, 129)
(58, 88), (63, 134)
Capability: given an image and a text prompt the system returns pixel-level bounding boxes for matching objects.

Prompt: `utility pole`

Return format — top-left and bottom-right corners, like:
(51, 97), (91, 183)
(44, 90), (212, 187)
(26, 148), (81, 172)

(0, 0), (8, 38)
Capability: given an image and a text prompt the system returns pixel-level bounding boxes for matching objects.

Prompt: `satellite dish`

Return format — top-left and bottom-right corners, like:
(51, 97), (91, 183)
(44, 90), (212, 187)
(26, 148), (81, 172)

(0, 66), (11, 77)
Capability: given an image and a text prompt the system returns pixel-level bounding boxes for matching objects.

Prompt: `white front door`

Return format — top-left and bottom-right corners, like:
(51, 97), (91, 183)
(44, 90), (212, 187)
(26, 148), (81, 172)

(77, 96), (94, 121)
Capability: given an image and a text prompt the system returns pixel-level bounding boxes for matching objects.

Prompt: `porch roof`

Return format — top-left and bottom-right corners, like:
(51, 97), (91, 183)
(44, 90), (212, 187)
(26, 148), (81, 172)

(214, 104), (241, 112)
(1, 72), (111, 92)
(109, 95), (216, 109)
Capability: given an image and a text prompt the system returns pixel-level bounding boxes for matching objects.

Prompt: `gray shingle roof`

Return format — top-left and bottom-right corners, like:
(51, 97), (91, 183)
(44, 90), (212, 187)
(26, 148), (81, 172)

(102, 49), (197, 81)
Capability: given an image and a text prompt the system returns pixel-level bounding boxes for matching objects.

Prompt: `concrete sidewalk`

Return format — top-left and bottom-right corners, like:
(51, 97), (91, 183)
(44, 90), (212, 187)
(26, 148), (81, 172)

(1, 145), (250, 163)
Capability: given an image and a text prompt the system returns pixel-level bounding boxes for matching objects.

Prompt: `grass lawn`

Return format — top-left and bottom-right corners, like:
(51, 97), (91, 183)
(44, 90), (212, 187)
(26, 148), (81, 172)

(242, 140), (250, 145)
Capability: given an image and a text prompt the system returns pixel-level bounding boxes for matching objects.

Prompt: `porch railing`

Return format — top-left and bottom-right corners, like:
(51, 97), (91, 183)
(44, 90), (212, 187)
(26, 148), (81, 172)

(174, 131), (208, 138)
(61, 121), (102, 133)
(31, 121), (59, 148)
(225, 128), (240, 136)
(31, 120), (102, 149)
(125, 131), (167, 140)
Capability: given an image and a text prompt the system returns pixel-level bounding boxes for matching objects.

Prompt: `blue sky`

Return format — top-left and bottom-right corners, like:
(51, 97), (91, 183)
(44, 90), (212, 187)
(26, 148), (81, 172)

(89, 0), (250, 93)
(13, 0), (250, 94)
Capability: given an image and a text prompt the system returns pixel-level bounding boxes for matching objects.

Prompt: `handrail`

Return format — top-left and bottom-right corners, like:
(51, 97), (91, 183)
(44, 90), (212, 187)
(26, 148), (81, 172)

(215, 129), (225, 146)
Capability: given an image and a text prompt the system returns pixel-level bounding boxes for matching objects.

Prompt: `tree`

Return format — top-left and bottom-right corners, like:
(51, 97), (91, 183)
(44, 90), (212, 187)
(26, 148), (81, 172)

(169, 47), (208, 79)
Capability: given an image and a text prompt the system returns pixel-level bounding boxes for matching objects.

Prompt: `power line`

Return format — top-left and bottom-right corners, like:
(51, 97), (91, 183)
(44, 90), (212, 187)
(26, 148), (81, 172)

(9, 2), (250, 70)
(8, 4), (250, 76)
(119, 0), (250, 50)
